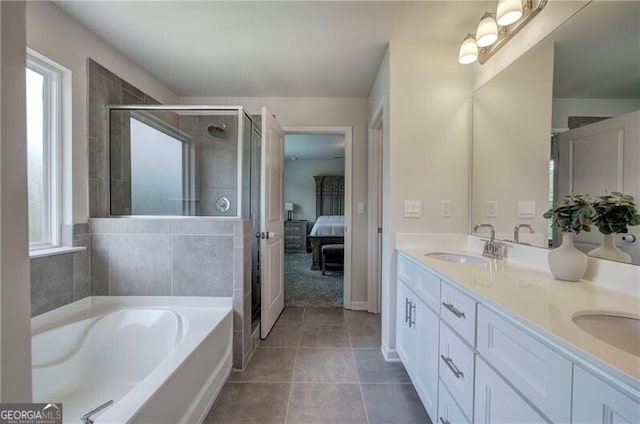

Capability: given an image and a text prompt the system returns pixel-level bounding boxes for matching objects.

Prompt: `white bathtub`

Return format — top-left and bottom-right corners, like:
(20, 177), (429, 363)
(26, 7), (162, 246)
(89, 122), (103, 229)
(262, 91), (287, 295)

(31, 296), (233, 424)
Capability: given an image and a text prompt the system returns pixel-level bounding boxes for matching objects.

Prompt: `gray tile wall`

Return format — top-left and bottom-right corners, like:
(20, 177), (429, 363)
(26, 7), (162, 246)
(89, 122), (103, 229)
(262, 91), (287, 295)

(90, 217), (254, 369)
(31, 224), (91, 316)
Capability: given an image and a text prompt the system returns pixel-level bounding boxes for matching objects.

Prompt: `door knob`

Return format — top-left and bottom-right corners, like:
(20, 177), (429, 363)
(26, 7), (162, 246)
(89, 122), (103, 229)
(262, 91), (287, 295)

(255, 232), (265, 239)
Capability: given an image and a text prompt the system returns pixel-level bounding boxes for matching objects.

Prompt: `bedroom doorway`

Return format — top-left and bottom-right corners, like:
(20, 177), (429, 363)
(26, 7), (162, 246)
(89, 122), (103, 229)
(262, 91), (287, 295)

(282, 126), (353, 309)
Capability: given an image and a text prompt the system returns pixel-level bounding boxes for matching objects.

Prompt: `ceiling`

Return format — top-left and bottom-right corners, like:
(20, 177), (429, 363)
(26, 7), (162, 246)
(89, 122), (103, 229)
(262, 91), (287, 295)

(284, 134), (345, 160)
(553, 1), (640, 99)
(54, 1), (492, 98)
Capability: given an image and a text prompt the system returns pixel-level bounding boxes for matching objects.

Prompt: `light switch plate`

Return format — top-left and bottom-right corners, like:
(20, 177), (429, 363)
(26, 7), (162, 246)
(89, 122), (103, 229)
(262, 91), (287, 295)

(517, 201), (536, 218)
(441, 200), (452, 217)
(404, 200), (422, 218)
(487, 200), (498, 218)
(357, 202), (366, 214)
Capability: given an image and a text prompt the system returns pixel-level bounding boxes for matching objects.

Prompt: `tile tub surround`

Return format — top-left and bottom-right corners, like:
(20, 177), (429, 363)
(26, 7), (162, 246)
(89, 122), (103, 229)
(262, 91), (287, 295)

(30, 223), (91, 316)
(205, 308), (429, 424)
(89, 217), (254, 369)
(396, 235), (640, 389)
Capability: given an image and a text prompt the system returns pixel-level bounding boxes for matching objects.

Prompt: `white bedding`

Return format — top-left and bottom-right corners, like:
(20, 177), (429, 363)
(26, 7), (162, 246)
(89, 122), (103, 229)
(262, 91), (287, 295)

(310, 215), (345, 237)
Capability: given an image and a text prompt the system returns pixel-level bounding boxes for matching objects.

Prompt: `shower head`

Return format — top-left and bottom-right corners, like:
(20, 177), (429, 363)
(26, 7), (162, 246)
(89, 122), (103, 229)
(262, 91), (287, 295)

(207, 124), (227, 138)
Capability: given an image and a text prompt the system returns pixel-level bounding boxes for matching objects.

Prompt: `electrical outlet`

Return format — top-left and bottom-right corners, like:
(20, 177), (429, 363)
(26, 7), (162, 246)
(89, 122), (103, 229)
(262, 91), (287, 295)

(487, 200), (498, 218)
(441, 200), (452, 217)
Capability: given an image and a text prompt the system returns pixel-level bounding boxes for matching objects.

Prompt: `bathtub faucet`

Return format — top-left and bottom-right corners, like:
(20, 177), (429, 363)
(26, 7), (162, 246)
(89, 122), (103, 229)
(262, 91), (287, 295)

(81, 400), (114, 424)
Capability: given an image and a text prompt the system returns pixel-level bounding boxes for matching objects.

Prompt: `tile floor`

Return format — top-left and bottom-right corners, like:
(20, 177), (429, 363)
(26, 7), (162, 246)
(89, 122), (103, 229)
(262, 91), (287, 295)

(205, 307), (431, 424)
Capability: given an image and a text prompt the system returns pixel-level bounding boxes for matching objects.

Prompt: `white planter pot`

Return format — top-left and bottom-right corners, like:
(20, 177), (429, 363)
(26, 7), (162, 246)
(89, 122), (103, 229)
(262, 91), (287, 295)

(588, 233), (632, 264)
(548, 232), (588, 282)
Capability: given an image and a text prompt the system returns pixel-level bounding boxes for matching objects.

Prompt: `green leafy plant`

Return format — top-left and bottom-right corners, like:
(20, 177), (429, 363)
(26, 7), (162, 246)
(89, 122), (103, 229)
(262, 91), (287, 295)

(543, 194), (596, 234)
(592, 192), (640, 234)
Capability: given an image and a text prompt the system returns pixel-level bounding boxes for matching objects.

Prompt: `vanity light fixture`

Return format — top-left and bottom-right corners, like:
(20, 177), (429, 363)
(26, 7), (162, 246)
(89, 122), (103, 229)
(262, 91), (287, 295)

(458, 33), (479, 65)
(458, 0), (547, 65)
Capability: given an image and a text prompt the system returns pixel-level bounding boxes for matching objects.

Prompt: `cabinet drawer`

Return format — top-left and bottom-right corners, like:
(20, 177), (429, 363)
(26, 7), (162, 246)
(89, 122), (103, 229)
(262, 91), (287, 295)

(439, 321), (475, 420)
(284, 234), (302, 242)
(285, 242), (303, 250)
(477, 305), (572, 423)
(438, 379), (470, 424)
(572, 365), (639, 424)
(440, 281), (476, 345)
(397, 254), (440, 312)
(285, 224), (303, 234)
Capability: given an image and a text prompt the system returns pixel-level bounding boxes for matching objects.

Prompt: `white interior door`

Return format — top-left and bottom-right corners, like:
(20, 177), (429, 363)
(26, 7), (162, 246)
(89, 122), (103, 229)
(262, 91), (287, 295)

(260, 107), (285, 339)
(557, 110), (639, 262)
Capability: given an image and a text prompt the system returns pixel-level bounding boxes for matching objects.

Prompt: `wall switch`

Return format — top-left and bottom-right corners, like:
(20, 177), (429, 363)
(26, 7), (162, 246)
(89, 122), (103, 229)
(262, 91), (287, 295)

(486, 200), (498, 218)
(517, 201), (536, 219)
(404, 200), (422, 218)
(441, 200), (452, 217)
(357, 202), (366, 214)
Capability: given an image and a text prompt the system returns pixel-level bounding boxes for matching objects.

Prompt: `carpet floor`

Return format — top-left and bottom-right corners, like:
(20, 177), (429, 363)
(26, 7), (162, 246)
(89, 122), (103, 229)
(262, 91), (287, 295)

(284, 252), (343, 308)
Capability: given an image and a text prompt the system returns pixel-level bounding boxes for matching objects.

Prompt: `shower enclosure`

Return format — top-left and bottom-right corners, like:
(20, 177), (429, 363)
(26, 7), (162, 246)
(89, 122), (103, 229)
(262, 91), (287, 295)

(107, 106), (263, 321)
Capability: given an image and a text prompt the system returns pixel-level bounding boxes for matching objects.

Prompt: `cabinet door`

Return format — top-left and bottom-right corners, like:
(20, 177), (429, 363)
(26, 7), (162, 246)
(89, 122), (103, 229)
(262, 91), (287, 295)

(474, 358), (547, 424)
(413, 298), (439, 419)
(572, 365), (639, 424)
(396, 280), (415, 373)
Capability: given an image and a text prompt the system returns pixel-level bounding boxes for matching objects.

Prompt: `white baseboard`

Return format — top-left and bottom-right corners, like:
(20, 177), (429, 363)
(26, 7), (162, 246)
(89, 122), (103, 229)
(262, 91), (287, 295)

(381, 341), (400, 362)
(349, 301), (369, 311)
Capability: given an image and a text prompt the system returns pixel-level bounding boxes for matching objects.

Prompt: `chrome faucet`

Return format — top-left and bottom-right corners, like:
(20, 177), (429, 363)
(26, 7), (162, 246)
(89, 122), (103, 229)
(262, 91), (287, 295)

(514, 224), (535, 244)
(473, 223), (504, 259)
(473, 223), (495, 242)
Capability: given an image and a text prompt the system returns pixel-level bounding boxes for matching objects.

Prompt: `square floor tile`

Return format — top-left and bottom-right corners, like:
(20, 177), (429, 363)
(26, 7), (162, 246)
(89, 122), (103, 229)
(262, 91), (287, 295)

(354, 349), (410, 383)
(299, 325), (350, 348)
(293, 348), (358, 382)
(286, 383), (367, 424)
(260, 324), (301, 348)
(229, 347), (297, 382)
(302, 308), (345, 327)
(344, 310), (381, 327)
(348, 325), (381, 348)
(361, 384), (431, 424)
(204, 382), (290, 424)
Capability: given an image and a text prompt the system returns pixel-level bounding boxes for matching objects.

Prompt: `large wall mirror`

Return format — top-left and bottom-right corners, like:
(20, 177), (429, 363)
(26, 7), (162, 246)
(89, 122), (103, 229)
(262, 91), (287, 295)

(471, 1), (640, 264)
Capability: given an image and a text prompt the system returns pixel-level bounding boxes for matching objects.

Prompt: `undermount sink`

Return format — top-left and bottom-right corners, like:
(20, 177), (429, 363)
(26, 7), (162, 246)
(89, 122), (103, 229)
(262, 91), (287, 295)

(572, 313), (640, 357)
(425, 252), (487, 265)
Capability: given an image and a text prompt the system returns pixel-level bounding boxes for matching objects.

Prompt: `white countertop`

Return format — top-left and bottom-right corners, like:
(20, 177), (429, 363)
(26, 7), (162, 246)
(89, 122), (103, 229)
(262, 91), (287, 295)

(397, 245), (640, 391)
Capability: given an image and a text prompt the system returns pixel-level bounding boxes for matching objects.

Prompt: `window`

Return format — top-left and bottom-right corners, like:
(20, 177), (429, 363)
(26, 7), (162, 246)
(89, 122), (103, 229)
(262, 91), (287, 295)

(26, 53), (62, 250)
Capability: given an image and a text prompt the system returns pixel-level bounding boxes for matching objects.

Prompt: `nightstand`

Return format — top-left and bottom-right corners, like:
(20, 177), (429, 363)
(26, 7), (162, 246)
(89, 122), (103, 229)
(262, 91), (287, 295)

(284, 221), (308, 252)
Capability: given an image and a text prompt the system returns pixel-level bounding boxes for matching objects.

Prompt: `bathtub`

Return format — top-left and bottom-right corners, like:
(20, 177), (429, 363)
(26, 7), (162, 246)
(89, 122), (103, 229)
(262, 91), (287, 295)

(31, 296), (233, 424)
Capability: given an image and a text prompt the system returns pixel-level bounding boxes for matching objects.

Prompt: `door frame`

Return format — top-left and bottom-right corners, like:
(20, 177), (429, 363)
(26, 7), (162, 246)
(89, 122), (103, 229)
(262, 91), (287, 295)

(282, 125), (353, 309)
(367, 99), (384, 314)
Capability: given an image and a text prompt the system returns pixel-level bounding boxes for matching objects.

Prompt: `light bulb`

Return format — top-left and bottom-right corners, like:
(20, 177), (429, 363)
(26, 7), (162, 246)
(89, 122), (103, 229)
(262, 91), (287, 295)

(458, 34), (478, 65)
(476, 13), (498, 47)
(497, 0), (523, 26)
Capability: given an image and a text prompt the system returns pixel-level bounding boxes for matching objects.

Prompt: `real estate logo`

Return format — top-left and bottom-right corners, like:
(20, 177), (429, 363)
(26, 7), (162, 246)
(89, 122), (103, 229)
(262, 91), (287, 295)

(0, 403), (62, 424)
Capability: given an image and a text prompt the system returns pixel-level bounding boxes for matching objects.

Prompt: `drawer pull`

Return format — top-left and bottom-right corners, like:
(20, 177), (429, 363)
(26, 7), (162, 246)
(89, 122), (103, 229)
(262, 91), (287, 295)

(439, 418), (451, 424)
(405, 298), (411, 323)
(442, 302), (465, 319)
(441, 354), (464, 379)
(409, 302), (416, 328)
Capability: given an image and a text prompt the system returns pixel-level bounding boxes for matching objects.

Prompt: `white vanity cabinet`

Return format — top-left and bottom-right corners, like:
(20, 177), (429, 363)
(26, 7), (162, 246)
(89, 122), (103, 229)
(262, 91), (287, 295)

(396, 255), (441, 419)
(572, 365), (639, 424)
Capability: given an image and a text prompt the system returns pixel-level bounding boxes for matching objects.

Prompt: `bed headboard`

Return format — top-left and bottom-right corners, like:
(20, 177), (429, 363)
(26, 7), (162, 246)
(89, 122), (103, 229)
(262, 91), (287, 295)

(314, 175), (345, 217)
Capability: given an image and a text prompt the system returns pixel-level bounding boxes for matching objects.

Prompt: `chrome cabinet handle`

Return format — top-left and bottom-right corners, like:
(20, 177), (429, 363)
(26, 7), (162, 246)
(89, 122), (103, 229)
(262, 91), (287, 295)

(409, 302), (416, 328)
(441, 354), (464, 379)
(440, 418), (451, 424)
(442, 302), (465, 319)
(405, 298), (410, 323)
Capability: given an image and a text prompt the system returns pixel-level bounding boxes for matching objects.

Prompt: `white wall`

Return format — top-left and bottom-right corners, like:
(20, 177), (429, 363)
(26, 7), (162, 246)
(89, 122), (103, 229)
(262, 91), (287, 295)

(0, 1), (32, 401)
(26, 1), (179, 223)
(181, 96), (370, 304)
(284, 158), (345, 222)
(472, 41), (554, 239)
(371, 40), (473, 358)
(552, 98), (640, 130)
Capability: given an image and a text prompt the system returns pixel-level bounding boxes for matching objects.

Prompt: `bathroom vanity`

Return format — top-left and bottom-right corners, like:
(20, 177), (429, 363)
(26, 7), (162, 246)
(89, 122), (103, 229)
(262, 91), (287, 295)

(395, 240), (639, 423)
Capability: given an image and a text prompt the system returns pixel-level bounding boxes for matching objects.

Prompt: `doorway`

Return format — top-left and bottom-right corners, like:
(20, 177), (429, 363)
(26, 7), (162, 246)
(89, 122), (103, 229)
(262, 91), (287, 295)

(282, 126), (353, 309)
(367, 101), (384, 314)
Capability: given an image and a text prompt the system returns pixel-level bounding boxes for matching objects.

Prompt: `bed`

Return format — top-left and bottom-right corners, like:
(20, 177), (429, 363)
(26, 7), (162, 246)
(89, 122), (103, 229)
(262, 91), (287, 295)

(308, 176), (345, 270)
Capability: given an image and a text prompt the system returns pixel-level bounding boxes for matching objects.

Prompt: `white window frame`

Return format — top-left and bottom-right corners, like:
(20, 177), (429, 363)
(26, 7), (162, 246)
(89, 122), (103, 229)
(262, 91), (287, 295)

(27, 52), (62, 251)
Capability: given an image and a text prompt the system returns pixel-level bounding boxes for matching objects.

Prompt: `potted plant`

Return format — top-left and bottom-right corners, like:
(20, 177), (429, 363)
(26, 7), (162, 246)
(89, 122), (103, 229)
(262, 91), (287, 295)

(542, 194), (596, 281)
(588, 192), (640, 263)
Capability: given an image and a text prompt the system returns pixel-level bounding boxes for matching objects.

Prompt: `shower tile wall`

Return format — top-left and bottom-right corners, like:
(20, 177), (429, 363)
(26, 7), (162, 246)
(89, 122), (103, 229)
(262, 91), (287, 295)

(90, 217), (255, 369)
(30, 224), (91, 316)
(179, 115), (239, 216)
(87, 59), (160, 217)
